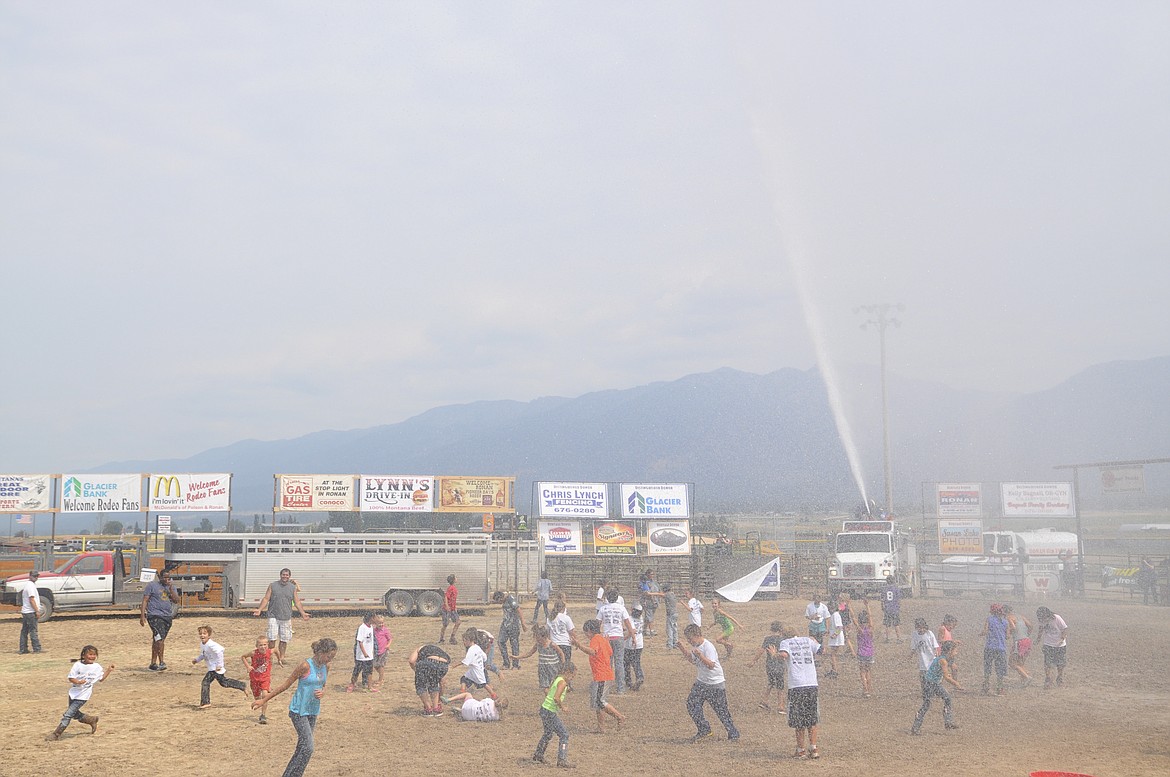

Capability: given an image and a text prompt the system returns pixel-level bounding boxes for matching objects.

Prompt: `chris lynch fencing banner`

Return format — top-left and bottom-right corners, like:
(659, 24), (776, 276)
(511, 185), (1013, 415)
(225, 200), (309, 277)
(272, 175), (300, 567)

(60, 474), (143, 512)
(0, 475), (53, 512)
(149, 474), (231, 512)
(360, 476), (434, 512)
(537, 482), (608, 518)
(620, 483), (689, 518)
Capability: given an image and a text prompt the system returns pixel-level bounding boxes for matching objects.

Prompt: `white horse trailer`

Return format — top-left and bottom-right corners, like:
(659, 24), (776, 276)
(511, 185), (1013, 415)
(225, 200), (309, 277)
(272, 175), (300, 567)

(164, 532), (541, 616)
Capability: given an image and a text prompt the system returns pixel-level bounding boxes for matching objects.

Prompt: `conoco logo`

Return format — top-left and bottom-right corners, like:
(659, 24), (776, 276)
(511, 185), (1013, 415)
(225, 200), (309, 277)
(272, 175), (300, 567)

(596, 524), (634, 543)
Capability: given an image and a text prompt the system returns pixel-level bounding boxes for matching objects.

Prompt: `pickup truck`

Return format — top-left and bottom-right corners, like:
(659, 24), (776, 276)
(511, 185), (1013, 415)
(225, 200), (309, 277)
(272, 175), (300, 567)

(1, 547), (209, 621)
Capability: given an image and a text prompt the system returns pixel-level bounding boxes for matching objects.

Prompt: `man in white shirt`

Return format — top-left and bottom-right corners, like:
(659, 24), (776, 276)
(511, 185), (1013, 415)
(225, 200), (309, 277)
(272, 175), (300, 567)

(19, 570), (44, 654)
(599, 589), (635, 694)
(678, 623), (739, 743)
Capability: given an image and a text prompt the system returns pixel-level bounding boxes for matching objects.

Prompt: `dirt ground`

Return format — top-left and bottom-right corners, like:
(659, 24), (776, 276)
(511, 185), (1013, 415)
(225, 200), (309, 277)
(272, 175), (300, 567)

(1, 596), (1167, 777)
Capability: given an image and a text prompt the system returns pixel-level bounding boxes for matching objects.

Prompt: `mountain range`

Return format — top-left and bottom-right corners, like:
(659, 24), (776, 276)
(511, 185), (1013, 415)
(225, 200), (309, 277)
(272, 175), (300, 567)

(89, 355), (1170, 519)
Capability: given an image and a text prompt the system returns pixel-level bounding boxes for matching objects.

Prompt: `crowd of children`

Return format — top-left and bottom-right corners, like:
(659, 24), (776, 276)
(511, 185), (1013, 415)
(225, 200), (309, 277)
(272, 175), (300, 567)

(39, 568), (1077, 770)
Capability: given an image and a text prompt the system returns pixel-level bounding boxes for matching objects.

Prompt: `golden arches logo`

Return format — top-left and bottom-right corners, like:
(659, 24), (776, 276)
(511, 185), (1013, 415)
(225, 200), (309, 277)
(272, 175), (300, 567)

(153, 476), (181, 499)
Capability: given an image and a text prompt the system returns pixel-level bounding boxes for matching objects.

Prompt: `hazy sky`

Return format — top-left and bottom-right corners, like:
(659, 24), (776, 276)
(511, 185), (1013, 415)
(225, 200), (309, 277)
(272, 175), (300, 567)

(2, 2), (1168, 473)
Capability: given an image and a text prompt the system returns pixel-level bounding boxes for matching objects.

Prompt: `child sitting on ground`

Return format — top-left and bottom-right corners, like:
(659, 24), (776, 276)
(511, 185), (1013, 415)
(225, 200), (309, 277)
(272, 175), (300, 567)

(444, 690), (509, 721)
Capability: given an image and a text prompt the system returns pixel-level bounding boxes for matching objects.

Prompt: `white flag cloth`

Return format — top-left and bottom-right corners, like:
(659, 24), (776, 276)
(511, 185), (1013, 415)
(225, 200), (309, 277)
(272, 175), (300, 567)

(716, 557), (783, 603)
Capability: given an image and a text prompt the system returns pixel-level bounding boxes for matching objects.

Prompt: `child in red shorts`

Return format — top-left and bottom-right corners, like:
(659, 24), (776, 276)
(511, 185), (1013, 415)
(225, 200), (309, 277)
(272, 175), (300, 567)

(242, 635), (273, 724)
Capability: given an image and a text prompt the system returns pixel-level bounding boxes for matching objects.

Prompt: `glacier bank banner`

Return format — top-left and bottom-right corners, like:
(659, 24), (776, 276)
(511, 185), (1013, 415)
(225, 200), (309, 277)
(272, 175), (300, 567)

(619, 483), (690, 518)
(60, 474), (143, 512)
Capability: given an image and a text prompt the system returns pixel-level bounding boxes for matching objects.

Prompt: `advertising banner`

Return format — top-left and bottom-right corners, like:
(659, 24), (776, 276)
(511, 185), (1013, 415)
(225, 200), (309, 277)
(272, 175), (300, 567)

(278, 475), (355, 511)
(149, 474), (231, 512)
(647, 519), (691, 556)
(0, 474), (53, 513)
(60, 474), (143, 513)
(619, 483), (689, 518)
(938, 518), (983, 554)
(593, 521), (637, 555)
(1101, 466), (1144, 494)
(538, 520), (583, 555)
(1000, 482), (1076, 518)
(437, 477), (514, 513)
(360, 476), (435, 512)
(936, 483), (982, 518)
(537, 482), (608, 518)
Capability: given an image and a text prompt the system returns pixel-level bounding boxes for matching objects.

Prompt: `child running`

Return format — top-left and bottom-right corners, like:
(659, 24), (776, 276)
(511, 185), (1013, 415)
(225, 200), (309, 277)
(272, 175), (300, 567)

(372, 614), (393, 690)
(980, 603), (1009, 696)
(749, 621), (786, 713)
(679, 623), (740, 743)
(460, 627), (499, 700)
(254, 637), (338, 777)
(685, 588), (704, 627)
(517, 624), (566, 691)
(710, 598), (741, 660)
(50, 644), (114, 740)
(911, 640), (963, 734)
(533, 661), (576, 768)
(571, 618), (625, 733)
(242, 635), (273, 723)
(347, 612), (376, 693)
(1004, 605), (1033, 687)
(192, 625), (247, 709)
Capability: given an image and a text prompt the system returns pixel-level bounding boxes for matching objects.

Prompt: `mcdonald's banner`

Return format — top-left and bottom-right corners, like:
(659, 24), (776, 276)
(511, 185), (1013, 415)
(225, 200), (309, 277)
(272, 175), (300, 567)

(0, 474), (53, 513)
(60, 474), (143, 513)
(149, 474), (231, 512)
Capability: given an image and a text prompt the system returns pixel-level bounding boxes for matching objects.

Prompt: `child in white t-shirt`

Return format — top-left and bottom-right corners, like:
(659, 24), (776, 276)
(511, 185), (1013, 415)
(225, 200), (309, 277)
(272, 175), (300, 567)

(445, 691), (508, 721)
(460, 628), (499, 700)
(50, 644), (115, 740)
(685, 588), (704, 627)
(624, 607), (646, 690)
(910, 617), (941, 675)
(825, 607), (845, 678)
(347, 612), (376, 692)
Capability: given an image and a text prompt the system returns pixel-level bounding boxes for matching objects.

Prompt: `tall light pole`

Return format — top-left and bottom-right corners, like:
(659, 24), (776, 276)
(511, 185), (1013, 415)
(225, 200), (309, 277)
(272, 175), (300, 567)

(856, 303), (903, 516)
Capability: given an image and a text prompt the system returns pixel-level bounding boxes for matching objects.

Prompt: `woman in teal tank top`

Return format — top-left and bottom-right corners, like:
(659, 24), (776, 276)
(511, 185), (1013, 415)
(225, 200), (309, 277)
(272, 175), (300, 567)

(254, 637), (338, 777)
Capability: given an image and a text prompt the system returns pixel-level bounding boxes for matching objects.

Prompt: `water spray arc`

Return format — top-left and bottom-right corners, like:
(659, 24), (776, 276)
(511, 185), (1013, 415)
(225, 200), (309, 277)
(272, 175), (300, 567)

(856, 303), (902, 515)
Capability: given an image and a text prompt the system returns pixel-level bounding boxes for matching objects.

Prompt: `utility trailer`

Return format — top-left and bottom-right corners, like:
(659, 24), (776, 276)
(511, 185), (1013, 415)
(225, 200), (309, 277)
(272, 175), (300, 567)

(164, 532), (541, 616)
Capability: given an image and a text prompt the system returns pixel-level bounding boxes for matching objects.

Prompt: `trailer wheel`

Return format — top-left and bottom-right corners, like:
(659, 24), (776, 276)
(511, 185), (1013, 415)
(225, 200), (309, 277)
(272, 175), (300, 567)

(385, 590), (416, 617)
(416, 590), (444, 617)
(37, 593), (54, 622)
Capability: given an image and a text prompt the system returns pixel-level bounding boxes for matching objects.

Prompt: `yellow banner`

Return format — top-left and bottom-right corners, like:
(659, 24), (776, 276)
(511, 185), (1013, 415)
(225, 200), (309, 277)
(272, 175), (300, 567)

(437, 477), (514, 513)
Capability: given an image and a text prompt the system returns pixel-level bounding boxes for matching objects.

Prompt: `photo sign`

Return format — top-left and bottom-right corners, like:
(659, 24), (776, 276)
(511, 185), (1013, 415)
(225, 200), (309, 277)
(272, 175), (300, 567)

(0, 474), (53, 513)
(537, 481), (608, 518)
(149, 474), (231, 512)
(437, 477), (514, 513)
(1000, 482), (1075, 518)
(936, 483), (982, 518)
(593, 521), (637, 555)
(937, 518), (983, 555)
(360, 476), (434, 512)
(647, 519), (691, 556)
(60, 474), (143, 513)
(619, 483), (689, 518)
(538, 520), (583, 555)
(278, 475), (355, 511)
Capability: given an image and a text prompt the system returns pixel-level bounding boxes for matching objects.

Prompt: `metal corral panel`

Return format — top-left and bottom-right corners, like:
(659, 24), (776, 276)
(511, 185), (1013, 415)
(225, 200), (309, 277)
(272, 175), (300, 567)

(237, 533), (494, 607)
(922, 561), (1022, 594)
